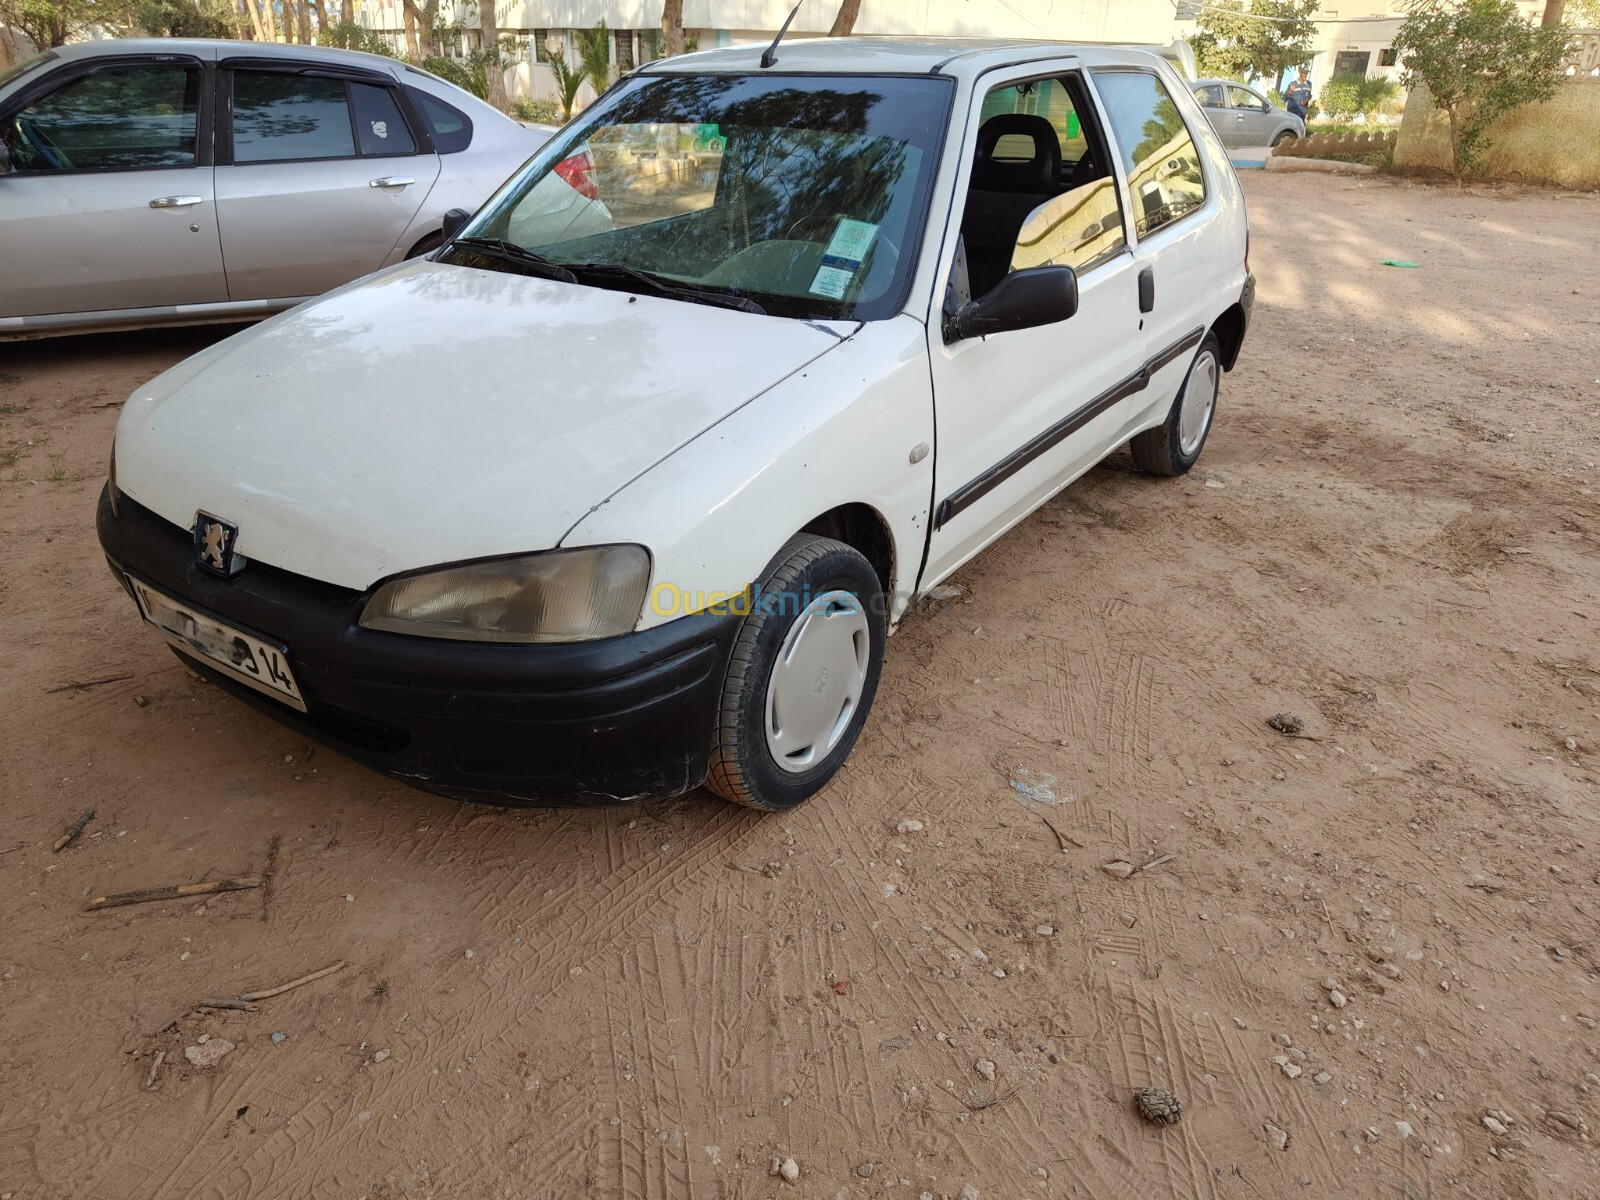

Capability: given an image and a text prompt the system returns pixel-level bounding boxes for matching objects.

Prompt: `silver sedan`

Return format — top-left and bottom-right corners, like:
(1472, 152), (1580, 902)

(1191, 79), (1305, 149)
(0, 39), (599, 339)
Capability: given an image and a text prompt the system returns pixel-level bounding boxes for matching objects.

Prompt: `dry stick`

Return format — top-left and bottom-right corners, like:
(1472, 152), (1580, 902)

(1139, 852), (1176, 872)
(195, 997), (260, 1011)
(236, 960), (346, 1003)
(45, 673), (133, 694)
(145, 1049), (164, 1090)
(962, 1086), (1021, 1112)
(259, 834), (281, 924)
(53, 808), (95, 853)
(83, 876), (262, 911)
(1039, 815), (1082, 851)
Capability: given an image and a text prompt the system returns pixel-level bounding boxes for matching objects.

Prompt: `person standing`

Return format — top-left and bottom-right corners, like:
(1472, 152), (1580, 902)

(1285, 67), (1313, 120)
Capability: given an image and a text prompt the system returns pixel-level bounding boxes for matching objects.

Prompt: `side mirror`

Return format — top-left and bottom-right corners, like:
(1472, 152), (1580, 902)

(440, 207), (471, 242)
(945, 265), (1078, 343)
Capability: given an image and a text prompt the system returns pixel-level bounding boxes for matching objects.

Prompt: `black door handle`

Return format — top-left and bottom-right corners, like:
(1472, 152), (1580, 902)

(1138, 266), (1155, 314)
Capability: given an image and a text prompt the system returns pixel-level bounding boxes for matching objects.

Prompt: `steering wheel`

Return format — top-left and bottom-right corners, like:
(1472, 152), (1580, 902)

(16, 117), (71, 170)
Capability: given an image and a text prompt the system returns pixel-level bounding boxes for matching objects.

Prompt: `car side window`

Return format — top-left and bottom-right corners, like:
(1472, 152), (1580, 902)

(5, 64), (200, 173)
(1193, 83), (1224, 108)
(233, 72), (355, 162)
(1090, 70), (1207, 240)
(956, 72), (1127, 301)
(1228, 85), (1266, 112)
(405, 87), (472, 153)
(351, 83), (416, 156)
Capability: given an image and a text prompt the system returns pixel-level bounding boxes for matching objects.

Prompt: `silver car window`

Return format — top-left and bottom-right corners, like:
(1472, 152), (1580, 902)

(1091, 70), (1207, 240)
(233, 72), (355, 163)
(351, 83), (415, 156)
(1193, 83), (1224, 107)
(1228, 86), (1267, 111)
(6, 64), (199, 173)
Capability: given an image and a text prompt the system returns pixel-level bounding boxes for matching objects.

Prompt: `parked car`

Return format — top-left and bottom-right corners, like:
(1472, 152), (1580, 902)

(98, 37), (1253, 811)
(1191, 78), (1304, 148)
(0, 39), (606, 339)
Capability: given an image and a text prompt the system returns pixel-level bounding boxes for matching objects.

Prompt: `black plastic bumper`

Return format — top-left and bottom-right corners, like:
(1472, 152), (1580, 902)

(96, 487), (741, 806)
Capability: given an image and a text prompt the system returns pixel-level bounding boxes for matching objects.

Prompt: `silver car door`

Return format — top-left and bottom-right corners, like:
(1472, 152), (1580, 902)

(214, 62), (441, 302)
(0, 55), (224, 320)
(1191, 83), (1236, 147)
(1228, 86), (1275, 145)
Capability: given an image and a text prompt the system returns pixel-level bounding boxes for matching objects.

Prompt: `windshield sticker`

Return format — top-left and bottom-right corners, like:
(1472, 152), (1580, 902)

(824, 218), (877, 267)
(808, 265), (855, 300)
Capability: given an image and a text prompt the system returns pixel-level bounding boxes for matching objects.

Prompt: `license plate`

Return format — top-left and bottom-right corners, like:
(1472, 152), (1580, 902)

(128, 575), (306, 712)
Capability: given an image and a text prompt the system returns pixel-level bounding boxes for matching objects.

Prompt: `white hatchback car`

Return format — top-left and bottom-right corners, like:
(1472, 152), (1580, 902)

(99, 37), (1254, 811)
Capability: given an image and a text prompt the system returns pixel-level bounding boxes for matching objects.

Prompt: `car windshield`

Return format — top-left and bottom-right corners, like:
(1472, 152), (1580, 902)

(445, 72), (954, 321)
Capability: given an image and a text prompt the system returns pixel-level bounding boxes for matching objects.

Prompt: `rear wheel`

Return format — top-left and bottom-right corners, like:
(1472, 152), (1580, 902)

(1131, 332), (1222, 476)
(1271, 129), (1298, 149)
(706, 536), (885, 812)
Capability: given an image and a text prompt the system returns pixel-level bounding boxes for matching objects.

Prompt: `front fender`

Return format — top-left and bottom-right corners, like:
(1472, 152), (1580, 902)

(562, 316), (935, 631)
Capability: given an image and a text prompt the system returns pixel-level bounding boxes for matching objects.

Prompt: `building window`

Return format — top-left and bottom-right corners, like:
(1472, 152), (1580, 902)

(1378, 47), (1398, 67)
(533, 29), (557, 64)
(614, 29), (635, 71)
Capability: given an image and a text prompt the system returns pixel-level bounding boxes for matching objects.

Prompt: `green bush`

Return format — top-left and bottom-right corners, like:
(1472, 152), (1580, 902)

(509, 96), (563, 124)
(1319, 72), (1366, 119)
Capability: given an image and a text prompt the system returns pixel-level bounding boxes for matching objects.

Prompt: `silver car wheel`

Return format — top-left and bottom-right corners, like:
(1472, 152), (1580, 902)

(764, 590), (870, 773)
(1178, 348), (1220, 457)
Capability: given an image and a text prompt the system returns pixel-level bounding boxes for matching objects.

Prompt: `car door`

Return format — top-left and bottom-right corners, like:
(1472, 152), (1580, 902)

(1227, 85), (1275, 145)
(213, 60), (441, 302)
(920, 65), (1147, 587)
(1090, 68), (1218, 435)
(0, 54), (225, 321)
(1191, 82), (1235, 146)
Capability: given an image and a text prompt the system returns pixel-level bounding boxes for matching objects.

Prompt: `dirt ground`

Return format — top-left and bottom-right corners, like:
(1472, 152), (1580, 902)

(3, 172), (1599, 1200)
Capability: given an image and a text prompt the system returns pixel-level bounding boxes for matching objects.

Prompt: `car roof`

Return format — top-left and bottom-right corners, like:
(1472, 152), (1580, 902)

(642, 36), (1173, 82)
(42, 37), (403, 73)
(1193, 78), (1262, 89)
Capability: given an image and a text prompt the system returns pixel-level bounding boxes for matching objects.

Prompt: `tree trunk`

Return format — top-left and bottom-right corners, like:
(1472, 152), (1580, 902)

(830, 0), (862, 36)
(481, 0), (507, 110)
(243, 0), (265, 41)
(312, 0), (331, 40)
(661, 0), (685, 56)
(401, 0), (439, 61)
(403, 2), (421, 62)
(1540, 1), (1565, 26)
(342, 0), (354, 24)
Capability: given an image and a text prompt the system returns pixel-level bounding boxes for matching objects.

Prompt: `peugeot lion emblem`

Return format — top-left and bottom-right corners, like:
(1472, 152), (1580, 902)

(193, 512), (241, 577)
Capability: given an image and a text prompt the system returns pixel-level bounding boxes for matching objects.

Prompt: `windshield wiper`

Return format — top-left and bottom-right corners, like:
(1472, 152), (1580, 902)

(570, 263), (766, 315)
(451, 237), (576, 283)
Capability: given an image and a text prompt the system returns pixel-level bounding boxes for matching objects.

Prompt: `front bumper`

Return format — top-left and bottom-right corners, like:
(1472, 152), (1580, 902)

(96, 487), (741, 805)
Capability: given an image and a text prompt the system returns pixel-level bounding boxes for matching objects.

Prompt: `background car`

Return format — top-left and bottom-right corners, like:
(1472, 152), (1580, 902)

(0, 39), (573, 339)
(1191, 78), (1304, 148)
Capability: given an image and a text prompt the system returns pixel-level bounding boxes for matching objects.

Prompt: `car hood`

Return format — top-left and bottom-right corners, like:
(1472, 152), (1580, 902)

(115, 260), (849, 590)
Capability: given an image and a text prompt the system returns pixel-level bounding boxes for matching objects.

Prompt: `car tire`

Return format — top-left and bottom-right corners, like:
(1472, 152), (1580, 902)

(706, 535), (886, 812)
(1271, 129), (1298, 148)
(1131, 332), (1222, 477)
(405, 231), (445, 260)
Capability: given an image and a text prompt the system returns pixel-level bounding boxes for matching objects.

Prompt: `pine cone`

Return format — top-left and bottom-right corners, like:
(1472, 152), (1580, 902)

(1134, 1087), (1183, 1126)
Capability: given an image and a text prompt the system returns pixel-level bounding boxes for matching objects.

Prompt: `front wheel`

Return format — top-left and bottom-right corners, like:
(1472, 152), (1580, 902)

(1271, 129), (1299, 149)
(706, 536), (886, 811)
(1130, 332), (1222, 476)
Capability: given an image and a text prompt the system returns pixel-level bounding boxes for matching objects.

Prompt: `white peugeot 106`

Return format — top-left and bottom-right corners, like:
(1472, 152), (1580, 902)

(100, 36), (1254, 811)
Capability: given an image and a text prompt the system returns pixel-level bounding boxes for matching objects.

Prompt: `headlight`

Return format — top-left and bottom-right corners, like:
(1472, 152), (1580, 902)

(358, 545), (651, 643)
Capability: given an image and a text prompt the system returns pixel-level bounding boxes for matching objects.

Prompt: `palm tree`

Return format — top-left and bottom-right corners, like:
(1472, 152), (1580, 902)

(578, 21), (613, 97)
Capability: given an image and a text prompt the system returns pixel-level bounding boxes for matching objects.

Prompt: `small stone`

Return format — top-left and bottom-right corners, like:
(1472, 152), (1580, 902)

(879, 1036), (910, 1052)
(1379, 963), (1401, 979)
(976, 1059), (996, 1081)
(464, 949), (474, 959)
(1280, 1062), (1302, 1079)
(1133, 1087), (1183, 1126)
(960, 1187), (981, 1200)
(1576, 1014), (1597, 1030)
(1273, 1033), (1292, 1046)
(1102, 860), (1135, 879)
(1396, 1121), (1414, 1139)
(1267, 712), (1305, 735)
(896, 818), (925, 833)
(1232, 1016), (1247, 1030)
(857, 1162), (874, 1178)
(344, 894), (354, 902)
(1036, 925), (1055, 936)
(184, 1038), (235, 1069)
(1547, 1111), (1588, 1135)
(1313, 1072), (1332, 1085)
(774, 1157), (799, 1182)
(133, 695), (149, 707)
(1287, 1047), (1307, 1062)
(372, 1049), (390, 1063)
(1264, 1123), (1289, 1151)
(1120, 912), (1137, 928)
(1482, 1116), (1509, 1136)
(1328, 990), (1347, 1009)
(992, 967), (1007, 978)
(1321, 977), (1339, 991)
(831, 921), (846, 933)
(1565, 737), (1578, 752)
(270, 1031), (287, 1045)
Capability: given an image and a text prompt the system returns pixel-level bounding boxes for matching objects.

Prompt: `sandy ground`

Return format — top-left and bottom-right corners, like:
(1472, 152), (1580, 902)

(2, 172), (1599, 1200)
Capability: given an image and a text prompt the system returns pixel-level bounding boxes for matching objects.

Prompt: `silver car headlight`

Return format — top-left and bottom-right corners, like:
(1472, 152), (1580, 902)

(359, 546), (651, 643)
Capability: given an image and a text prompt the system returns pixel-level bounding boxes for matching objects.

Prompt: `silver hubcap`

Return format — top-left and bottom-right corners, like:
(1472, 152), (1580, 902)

(764, 590), (870, 774)
(1178, 349), (1219, 457)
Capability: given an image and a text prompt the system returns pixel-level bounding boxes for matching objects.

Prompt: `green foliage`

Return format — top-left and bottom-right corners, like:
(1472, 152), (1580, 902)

(0, 0), (98, 48)
(546, 46), (586, 120)
(1395, 0), (1571, 180)
(1319, 72), (1366, 118)
(418, 22), (516, 101)
(509, 95), (563, 124)
(576, 21), (613, 94)
(1192, 0), (1319, 83)
(320, 21), (400, 58)
(133, 0), (232, 37)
